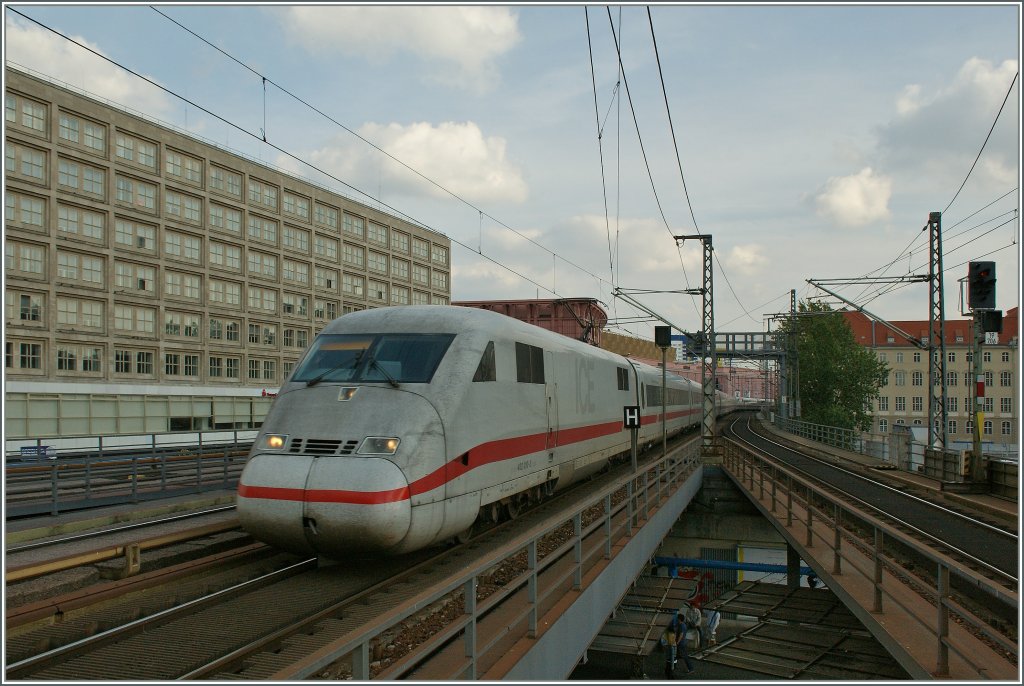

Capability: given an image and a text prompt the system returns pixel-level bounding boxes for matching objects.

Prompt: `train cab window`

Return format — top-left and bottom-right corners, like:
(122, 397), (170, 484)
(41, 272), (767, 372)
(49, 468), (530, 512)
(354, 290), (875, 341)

(616, 367), (630, 391)
(472, 341), (496, 382)
(515, 342), (545, 384)
(293, 333), (455, 385)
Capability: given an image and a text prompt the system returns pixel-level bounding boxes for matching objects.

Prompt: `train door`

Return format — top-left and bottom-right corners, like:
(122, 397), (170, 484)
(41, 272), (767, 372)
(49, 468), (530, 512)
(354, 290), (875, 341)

(545, 350), (558, 449)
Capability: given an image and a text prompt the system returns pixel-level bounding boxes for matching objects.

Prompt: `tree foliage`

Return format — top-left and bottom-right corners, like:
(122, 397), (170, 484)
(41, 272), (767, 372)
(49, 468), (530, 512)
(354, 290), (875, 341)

(776, 300), (888, 432)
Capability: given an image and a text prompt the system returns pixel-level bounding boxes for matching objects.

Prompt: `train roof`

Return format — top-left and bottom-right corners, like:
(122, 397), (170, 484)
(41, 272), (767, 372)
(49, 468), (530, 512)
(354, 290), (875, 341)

(322, 306), (701, 387)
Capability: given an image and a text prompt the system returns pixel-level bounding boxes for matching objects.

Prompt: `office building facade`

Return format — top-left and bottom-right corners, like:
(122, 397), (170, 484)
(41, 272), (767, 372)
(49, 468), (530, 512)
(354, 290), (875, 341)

(4, 67), (451, 439)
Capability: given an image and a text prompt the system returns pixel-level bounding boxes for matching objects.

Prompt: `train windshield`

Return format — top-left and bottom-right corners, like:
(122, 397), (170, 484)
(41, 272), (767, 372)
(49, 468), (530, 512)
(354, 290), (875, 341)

(292, 333), (456, 385)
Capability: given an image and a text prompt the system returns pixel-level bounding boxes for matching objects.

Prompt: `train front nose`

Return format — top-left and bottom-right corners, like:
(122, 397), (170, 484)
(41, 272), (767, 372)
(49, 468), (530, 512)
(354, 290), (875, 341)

(237, 453), (412, 556)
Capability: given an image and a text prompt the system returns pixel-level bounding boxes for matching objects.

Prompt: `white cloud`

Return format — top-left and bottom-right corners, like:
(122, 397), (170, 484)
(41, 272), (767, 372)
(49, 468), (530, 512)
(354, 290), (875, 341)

(281, 6), (521, 92)
(4, 16), (173, 117)
(308, 121), (528, 205)
(814, 167), (892, 228)
(878, 57), (1019, 185)
(725, 244), (768, 275)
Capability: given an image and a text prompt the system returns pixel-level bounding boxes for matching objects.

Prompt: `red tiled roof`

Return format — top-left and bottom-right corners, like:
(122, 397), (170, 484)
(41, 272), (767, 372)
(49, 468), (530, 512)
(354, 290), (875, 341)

(842, 307), (1018, 347)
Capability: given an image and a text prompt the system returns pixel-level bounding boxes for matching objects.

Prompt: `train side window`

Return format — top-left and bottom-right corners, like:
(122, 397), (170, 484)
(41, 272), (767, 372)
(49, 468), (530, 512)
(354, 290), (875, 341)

(616, 366), (630, 391)
(472, 341), (496, 382)
(515, 342), (545, 384)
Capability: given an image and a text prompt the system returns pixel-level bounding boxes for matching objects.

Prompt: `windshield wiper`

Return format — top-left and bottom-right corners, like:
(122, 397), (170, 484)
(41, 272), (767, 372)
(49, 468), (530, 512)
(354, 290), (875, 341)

(306, 349), (366, 387)
(368, 356), (400, 388)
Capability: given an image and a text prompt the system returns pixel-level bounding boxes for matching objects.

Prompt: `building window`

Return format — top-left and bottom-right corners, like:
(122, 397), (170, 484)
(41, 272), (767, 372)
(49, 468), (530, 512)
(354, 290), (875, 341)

(368, 280), (387, 302)
(7, 93), (47, 136)
(58, 204), (105, 243)
(165, 311), (201, 338)
(209, 165), (242, 198)
(947, 420), (957, 435)
(209, 279), (242, 306)
(1000, 397), (1012, 414)
(247, 286), (278, 313)
(283, 191), (310, 221)
(1001, 351), (1010, 363)
(314, 235), (338, 262)
(282, 259), (310, 285)
(432, 295), (449, 305)
(209, 241), (242, 272)
(947, 351), (956, 363)
(431, 244), (448, 266)
(164, 271), (202, 301)
(1002, 421), (1013, 436)
(391, 257), (409, 281)
(342, 243), (365, 268)
(895, 396), (906, 412)
(6, 241), (46, 278)
(282, 292), (309, 317)
(8, 291), (44, 324)
(391, 285), (410, 305)
(315, 203), (339, 229)
(115, 174), (157, 212)
(7, 191), (47, 229)
(114, 261), (156, 294)
(7, 341), (44, 371)
(391, 230), (409, 254)
(283, 327), (310, 349)
(913, 352), (921, 363)
(114, 218), (157, 252)
(878, 419), (888, 433)
(282, 225), (310, 253)
(983, 420), (993, 436)
(58, 157), (106, 199)
(115, 132), (158, 170)
(412, 290), (429, 305)
(431, 270), (449, 291)
(946, 371), (957, 386)
(209, 203), (242, 235)
(947, 397), (958, 413)
(342, 273), (364, 298)
(56, 251), (105, 288)
(894, 371), (905, 386)
(364, 250), (386, 275)
(59, 111), (106, 153)
(165, 149), (204, 186)
(983, 351), (992, 363)
(1000, 371), (1011, 387)
(114, 304), (156, 335)
(248, 215), (278, 244)
(314, 299), (338, 321)
(412, 237), (429, 260)
(248, 251), (278, 280)
(878, 396), (889, 412)
(343, 213), (365, 239)
(911, 371), (923, 386)
(367, 221), (388, 245)
(248, 178), (279, 211)
(165, 190), (202, 225)
(412, 264), (429, 286)
(912, 396), (923, 412)
(164, 230), (202, 264)
(7, 142), (47, 183)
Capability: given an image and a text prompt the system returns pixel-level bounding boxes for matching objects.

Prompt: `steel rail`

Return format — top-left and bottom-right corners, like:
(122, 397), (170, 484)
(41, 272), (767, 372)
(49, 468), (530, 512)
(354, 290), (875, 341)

(725, 415), (1017, 587)
(4, 558), (317, 678)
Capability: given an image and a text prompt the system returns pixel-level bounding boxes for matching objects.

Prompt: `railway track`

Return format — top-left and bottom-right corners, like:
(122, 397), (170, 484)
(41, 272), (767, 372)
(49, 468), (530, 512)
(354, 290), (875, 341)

(723, 414), (1018, 585)
(6, 434), (699, 680)
(721, 413), (1019, 649)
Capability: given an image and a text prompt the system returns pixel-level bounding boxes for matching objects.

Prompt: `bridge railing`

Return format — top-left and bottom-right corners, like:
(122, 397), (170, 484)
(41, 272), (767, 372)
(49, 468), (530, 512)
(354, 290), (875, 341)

(721, 439), (1018, 680)
(3, 429), (256, 517)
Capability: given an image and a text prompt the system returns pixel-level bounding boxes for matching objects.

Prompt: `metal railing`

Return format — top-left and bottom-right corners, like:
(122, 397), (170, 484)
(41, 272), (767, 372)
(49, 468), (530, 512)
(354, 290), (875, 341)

(4, 429), (255, 517)
(721, 440), (1018, 680)
(266, 443), (704, 680)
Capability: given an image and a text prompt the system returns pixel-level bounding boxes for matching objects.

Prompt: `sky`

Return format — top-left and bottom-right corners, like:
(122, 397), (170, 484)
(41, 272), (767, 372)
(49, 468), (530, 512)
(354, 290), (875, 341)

(4, 2), (1020, 341)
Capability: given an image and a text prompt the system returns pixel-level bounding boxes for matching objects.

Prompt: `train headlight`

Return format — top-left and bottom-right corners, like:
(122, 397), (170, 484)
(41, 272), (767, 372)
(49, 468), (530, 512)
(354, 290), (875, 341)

(262, 434), (289, 451)
(358, 437), (400, 455)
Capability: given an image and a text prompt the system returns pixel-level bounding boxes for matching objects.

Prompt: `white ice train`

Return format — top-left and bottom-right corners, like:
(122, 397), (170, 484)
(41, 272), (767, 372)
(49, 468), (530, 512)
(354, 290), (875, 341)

(237, 305), (738, 556)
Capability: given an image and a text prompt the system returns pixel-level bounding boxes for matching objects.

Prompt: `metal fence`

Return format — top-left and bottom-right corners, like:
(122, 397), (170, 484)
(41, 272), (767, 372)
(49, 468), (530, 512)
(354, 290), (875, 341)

(4, 429), (255, 517)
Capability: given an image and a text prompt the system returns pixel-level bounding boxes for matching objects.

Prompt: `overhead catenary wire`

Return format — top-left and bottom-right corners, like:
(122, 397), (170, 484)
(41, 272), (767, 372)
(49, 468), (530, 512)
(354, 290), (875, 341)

(145, 6), (611, 291)
(7, 7), (590, 304)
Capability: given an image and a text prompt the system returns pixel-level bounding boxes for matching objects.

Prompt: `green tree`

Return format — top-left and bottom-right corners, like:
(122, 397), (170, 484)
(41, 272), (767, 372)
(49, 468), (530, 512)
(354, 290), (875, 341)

(777, 300), (888, 432)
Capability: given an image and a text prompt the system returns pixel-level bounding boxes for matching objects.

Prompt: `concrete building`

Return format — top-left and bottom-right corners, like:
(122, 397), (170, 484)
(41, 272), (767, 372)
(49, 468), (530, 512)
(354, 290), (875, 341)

(842, 308), (1019, 455)
(4, 67), (452, 440)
